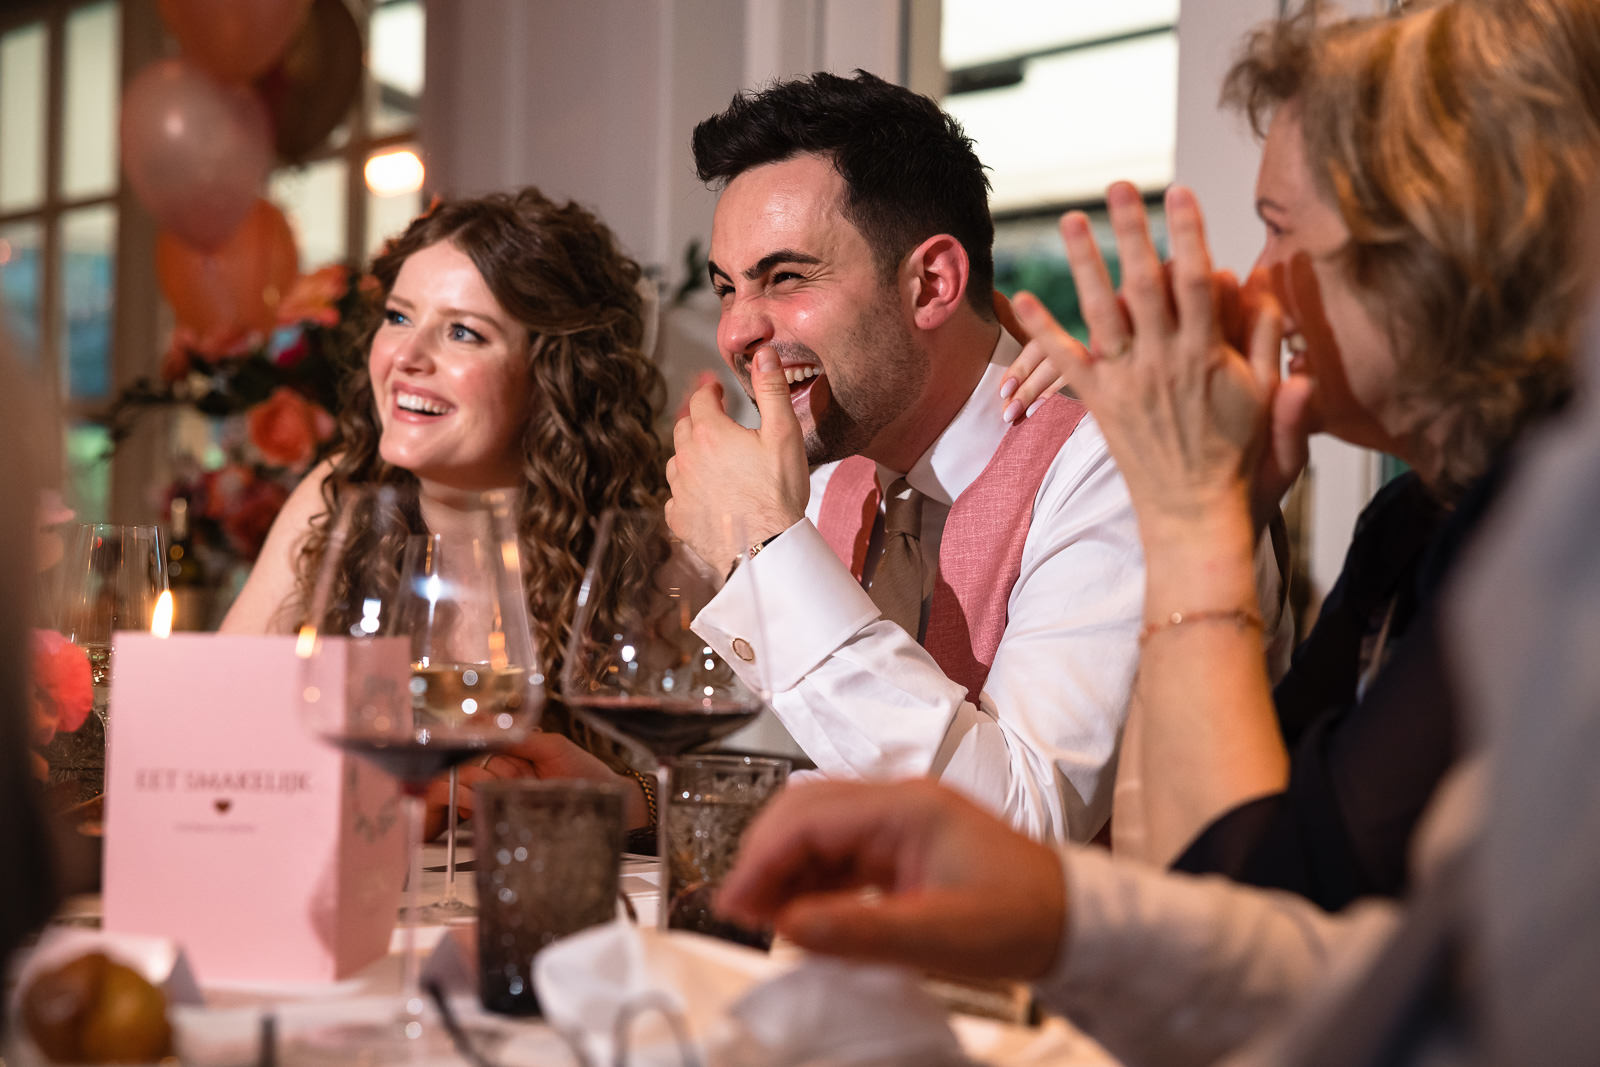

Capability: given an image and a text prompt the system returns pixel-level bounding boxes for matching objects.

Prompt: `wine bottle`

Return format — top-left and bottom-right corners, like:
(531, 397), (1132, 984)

(165, 497), (211, 631)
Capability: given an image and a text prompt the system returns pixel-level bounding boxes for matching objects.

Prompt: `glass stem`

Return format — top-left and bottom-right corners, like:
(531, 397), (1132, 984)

(655, 760), (671, 932)
(400, 790), (426, 1031)
(444, 768), (459, 903)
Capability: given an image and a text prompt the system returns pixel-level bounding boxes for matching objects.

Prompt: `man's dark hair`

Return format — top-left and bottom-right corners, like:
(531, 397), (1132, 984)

(693, 69), (995, 318)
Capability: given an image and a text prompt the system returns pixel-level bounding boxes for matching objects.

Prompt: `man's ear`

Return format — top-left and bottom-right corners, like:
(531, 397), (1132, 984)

(903, 234), (970, 331)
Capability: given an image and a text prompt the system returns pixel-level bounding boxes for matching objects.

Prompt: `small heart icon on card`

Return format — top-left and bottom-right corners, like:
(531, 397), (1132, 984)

(214, 798), (232, 814)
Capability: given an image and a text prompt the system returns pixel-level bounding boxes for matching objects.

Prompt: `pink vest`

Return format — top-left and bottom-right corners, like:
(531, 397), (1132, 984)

(816, 394), (1088, 703)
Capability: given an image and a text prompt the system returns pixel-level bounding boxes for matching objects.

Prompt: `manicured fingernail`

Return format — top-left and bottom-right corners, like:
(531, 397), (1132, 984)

(754, 347), (779, 372)
(1003, 401), (1022, 423)
(1025, 399), (1043, 419)
(1000, 379), (1017, 400)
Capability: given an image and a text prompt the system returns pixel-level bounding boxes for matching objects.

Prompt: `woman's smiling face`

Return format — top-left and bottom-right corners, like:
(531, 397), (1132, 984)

(368, 240), (533, 491)
(1251, 104), (1412, 459)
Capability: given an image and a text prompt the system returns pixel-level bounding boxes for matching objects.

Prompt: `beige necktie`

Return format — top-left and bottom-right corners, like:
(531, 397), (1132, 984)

(869, 477), (927, 638)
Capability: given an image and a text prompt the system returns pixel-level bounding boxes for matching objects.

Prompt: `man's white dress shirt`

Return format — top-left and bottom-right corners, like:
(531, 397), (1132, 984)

(695, 332), (1144, 842)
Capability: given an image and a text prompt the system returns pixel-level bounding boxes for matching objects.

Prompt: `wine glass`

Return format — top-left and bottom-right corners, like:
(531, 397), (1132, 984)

(46, 523), (169, 805)
(296, 486), (543, 1058)
(401, 528), (519, 923)
(560, 508), (770, 924)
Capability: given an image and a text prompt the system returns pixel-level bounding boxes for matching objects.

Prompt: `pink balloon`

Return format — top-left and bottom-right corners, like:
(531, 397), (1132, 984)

(120, 59), (274, 251)
(158, 0), (313, 83)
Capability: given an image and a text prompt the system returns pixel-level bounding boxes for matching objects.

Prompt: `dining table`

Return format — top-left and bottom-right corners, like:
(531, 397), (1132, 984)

(7, 835), (1119, 1066)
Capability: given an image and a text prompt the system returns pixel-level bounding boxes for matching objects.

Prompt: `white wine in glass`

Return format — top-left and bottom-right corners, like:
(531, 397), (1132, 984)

(296, 487), (542, 1059)
(402, 528), (538, 922)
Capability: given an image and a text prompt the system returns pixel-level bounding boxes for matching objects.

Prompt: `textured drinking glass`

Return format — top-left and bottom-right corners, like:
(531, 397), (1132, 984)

(664, 755), (790, 949)
(474, 780), (625, 1016)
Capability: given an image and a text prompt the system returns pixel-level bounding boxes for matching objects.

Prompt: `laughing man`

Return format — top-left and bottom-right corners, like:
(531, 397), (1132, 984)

(664, 70), (1146, 843)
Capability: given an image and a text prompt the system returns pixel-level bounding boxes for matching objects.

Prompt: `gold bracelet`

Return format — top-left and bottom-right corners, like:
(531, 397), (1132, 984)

(1139, 608), (1264, 645)
(625, 767), (658, 829)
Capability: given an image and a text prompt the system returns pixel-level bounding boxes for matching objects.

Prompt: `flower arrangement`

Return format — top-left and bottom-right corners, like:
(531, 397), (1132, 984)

(104, 263), (366, 563)
(30, 629), (92, 780)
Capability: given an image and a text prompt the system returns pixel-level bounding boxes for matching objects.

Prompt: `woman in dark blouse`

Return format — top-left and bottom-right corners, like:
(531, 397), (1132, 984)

(1002, 0), (1600, 908)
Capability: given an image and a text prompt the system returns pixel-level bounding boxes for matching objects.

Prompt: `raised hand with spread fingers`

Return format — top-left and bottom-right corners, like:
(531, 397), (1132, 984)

(1000, 182), (1292, 863)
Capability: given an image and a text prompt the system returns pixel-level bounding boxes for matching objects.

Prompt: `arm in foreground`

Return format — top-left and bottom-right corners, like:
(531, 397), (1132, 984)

(720, 779), (1398, 1066)
(717, 778), (1065, 980)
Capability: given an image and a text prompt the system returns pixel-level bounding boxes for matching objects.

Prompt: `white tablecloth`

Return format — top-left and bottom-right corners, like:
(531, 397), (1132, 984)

(9, 838), (1116, 1066)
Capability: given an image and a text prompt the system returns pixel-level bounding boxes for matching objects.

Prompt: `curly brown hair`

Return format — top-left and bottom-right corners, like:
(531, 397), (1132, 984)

(1224, 0), (1600, 496)
(292, 188), (668, 676)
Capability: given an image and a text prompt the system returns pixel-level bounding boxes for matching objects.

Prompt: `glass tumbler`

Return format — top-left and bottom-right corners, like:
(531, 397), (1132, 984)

(474, 780), (625, 1015)
(663, 754), (790, 948)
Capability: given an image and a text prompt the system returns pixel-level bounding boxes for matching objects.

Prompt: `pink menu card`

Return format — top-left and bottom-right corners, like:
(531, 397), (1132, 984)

(103, 634), (408, 983)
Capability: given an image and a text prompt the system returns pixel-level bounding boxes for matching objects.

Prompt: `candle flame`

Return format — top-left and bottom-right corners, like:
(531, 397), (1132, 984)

(151, 590), (174, 638)
(295, 625), (319, 659)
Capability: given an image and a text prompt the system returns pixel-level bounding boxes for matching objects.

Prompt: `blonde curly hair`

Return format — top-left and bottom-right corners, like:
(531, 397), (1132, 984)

(1225, 0), (1600, 496)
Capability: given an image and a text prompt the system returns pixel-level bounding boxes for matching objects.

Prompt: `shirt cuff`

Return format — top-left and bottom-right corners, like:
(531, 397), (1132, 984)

(692, 519), (881, 692)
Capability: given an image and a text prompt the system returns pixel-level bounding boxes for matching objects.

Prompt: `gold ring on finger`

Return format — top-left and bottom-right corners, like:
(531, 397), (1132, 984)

(1101, 337), (1134, 362)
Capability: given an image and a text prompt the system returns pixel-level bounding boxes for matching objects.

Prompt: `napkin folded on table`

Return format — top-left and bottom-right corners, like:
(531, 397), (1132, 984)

(534, 919), (976, 1066)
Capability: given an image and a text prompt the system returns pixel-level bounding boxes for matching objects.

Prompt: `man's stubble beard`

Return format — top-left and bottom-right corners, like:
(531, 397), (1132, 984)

(803, 310), (926, 467)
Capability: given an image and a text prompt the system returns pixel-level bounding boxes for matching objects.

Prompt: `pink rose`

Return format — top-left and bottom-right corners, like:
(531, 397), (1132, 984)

(31, 629), (93, 745)
(221, 477), (290, 560)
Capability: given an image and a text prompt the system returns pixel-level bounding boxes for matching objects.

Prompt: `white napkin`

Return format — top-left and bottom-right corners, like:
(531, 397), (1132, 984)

(534, 920), (973, 1067)
(717, 957), (973, 1066)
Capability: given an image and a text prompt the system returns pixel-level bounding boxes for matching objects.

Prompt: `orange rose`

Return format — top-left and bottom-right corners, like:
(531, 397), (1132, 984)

(276, 264), (349, 328)
(247, 387), (323, 470)
(161, 325), (262, 380)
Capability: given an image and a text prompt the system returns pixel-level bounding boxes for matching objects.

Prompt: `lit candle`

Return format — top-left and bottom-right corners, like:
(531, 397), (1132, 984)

(150, 590), (174, 638)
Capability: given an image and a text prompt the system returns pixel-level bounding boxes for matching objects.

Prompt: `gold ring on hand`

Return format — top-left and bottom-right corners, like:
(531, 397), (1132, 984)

(1100, 337), (1133, 362)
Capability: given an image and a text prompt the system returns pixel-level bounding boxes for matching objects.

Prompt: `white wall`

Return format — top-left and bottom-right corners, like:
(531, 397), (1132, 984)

(1175, 0), (1380, 607)
(424, 0), (904, 279)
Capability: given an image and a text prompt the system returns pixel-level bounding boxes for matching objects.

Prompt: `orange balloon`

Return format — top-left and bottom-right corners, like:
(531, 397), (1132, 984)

(156, 199), (300, 339)
(158, 0), (312, 82)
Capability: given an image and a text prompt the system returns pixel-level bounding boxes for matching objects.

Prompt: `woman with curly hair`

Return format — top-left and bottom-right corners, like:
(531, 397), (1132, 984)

(224, 187), (668, 832)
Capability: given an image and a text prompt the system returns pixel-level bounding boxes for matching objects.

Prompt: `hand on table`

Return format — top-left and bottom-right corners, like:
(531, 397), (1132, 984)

(716, 779), (1066, 982)
(665, 346), (809, 574)
(421, 731), (650, 840)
